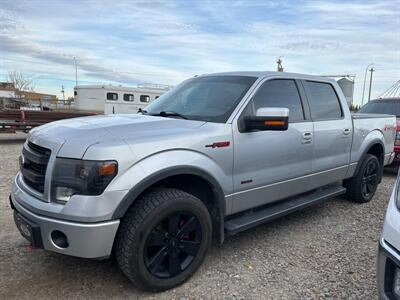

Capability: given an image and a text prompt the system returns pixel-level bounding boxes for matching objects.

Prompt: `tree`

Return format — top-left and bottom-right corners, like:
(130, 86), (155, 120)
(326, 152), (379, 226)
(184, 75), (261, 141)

(7, 70), (35, 92)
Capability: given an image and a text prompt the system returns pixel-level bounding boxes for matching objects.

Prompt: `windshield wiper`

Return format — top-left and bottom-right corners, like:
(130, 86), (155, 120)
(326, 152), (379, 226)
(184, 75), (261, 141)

(150, 111), (188, 119)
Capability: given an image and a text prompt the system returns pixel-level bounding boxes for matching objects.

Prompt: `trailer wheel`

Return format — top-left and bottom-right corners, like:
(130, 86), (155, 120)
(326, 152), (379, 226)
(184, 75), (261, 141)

(115, 188), (212, 292)
(344, 154), (380, 203)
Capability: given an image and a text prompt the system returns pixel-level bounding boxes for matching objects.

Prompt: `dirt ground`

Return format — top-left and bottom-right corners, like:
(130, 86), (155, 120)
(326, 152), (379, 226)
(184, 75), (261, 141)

(0, 133), (396, 299)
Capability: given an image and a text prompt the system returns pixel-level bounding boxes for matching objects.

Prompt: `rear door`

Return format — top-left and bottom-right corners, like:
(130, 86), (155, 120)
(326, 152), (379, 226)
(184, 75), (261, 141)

(232, 78), (314, 213)
(302, 80), (352, 188)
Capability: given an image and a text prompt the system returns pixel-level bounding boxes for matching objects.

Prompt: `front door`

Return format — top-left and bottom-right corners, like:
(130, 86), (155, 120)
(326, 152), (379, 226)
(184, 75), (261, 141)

(232, 78), (313, 214)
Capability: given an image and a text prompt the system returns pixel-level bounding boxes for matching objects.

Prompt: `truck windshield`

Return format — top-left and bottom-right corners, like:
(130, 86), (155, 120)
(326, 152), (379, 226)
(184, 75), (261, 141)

(358, 100), (400, 117)
(144, 76), (257, 123)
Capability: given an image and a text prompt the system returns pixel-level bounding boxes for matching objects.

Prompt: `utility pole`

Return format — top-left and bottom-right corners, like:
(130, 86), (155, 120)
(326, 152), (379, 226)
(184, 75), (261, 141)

(73, 56), (78, 87)
(361, 63), (374, 106)
(368, 67), (375, 102)
(61, 85), (65, 107)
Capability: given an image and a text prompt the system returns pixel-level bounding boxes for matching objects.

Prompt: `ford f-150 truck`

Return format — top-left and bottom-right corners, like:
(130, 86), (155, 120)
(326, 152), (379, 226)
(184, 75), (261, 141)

(10, 72), (396, 291)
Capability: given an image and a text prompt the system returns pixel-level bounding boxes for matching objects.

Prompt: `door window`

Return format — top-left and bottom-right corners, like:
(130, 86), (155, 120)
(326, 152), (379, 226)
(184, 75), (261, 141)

(252, 79), (305, 122)
(304, 81), (342, 120)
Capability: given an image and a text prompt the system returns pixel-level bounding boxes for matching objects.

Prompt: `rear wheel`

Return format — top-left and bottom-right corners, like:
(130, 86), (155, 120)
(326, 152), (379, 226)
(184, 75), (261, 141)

(115, 188), (212, 292)
(344, 154), (380, 203)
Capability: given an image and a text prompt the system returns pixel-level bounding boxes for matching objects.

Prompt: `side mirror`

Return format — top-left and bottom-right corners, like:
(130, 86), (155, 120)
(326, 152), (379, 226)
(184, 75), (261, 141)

(244, 107), (289, 131)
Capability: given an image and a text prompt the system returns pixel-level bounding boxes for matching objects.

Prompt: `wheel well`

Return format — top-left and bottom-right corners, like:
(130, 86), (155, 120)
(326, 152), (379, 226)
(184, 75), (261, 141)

(139, 174), (224, 244)
(367, 143), (384, 167)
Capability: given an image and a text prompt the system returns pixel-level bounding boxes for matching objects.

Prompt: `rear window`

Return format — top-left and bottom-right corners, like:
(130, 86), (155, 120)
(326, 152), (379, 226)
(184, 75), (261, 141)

(358, 100), (400, 117)
(304, 81), (342, 120)
(107, 92), (118, 101)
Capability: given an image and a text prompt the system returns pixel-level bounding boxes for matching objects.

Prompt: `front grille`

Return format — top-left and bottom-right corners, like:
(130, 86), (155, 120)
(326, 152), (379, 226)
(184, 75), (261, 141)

(20, 141), (51, 193)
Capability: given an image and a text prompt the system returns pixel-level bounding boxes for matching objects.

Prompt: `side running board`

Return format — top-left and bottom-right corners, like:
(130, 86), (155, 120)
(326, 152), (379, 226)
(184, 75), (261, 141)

(224, 184), (346, 235)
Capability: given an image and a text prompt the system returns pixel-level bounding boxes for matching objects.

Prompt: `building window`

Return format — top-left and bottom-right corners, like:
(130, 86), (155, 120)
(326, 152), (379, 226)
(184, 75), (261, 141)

(140, 95), (150, 103)
(124, 94), (134, 102)
(107, 92), (118, 101)
(74, 91), (77, 96)
(155, 96), (159, 99)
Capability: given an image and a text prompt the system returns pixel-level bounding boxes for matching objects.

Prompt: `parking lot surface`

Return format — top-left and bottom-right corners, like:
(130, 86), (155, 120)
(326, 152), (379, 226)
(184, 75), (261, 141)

(0, 134), (396, 299)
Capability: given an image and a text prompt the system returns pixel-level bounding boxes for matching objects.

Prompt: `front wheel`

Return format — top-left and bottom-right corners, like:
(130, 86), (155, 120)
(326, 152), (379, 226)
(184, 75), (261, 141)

(344, 154), (380, 203)
(115, 188), (212, 292)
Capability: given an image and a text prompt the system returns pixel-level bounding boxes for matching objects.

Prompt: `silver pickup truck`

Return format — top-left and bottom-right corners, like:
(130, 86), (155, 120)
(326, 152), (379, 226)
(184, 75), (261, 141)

(10, 72), (396, 291)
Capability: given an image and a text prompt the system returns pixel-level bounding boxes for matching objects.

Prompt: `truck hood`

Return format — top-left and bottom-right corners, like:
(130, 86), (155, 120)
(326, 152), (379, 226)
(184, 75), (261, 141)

(81, 114), (206, 140)
(30, 114), (206, 158)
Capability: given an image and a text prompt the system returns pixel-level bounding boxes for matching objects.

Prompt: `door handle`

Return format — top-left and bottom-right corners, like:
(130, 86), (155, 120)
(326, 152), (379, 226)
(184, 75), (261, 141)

(342, 128), (351, 135)
(302, 132), (313, 144)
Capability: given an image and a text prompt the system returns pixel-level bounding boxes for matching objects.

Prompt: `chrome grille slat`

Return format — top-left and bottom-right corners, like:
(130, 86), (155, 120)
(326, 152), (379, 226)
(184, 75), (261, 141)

(21, 142), (51, 193)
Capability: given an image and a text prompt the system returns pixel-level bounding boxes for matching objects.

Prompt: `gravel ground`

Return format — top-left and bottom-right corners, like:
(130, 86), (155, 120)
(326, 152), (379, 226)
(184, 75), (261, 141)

(0, 133), (397, 299)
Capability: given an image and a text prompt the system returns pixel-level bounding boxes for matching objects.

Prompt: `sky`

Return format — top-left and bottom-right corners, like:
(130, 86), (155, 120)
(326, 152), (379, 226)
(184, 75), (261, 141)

(0, 0), (399, 105)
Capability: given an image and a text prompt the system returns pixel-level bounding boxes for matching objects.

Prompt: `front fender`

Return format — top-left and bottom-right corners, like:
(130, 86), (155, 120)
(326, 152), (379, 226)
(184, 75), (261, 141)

(109, 150), (231, 219)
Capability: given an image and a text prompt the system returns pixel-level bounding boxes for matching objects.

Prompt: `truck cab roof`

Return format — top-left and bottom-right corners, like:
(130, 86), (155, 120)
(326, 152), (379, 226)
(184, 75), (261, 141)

(199, 71), (337, 83)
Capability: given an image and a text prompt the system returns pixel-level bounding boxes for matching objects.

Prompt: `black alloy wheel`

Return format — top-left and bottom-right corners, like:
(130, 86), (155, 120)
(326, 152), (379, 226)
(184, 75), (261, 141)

(361, 159), (379, 199)
(115, 188), (212, 292)
(144, 211), (202, 278)
(344, 153), (381, 203)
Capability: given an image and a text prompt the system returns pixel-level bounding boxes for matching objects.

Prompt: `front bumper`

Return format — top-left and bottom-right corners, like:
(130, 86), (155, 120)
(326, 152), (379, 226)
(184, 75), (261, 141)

(10, 193), (120, 259)
(378, 239), (400, 299)
(378, 181), (400, 299)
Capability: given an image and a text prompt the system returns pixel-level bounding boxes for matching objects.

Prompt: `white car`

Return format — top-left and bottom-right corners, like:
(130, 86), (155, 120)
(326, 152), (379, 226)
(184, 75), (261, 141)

(378, 174), (400, 299)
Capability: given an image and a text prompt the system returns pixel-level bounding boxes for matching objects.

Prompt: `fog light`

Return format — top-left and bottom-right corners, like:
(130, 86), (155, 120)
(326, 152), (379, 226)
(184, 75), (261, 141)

(55, 187), (74, 203)
(51, 230), (69, 248)
(394, 268), (400, 297)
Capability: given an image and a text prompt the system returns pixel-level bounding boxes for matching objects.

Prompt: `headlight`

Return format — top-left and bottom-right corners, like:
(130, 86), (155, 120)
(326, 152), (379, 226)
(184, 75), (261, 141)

(51, 158), (118, 203)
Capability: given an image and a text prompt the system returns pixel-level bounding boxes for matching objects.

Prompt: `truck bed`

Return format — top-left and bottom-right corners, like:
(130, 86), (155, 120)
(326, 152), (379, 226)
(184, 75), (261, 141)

(351, 112), (396, 166)
(352, 112), (395, 119)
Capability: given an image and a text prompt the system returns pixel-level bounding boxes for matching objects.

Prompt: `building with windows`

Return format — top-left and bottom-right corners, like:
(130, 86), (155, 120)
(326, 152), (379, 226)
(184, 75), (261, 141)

(0, 82), (57, 109)
(74, 84), (170, 113)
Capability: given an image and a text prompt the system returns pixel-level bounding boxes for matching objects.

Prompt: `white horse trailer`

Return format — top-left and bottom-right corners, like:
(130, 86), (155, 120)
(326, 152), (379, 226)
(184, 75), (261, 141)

(74, 85), (169, 113)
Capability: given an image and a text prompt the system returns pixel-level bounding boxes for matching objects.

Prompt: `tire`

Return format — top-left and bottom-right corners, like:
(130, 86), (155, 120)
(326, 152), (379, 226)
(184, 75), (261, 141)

(344, 154), (381, 203)
(115, 188), (212, 292)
